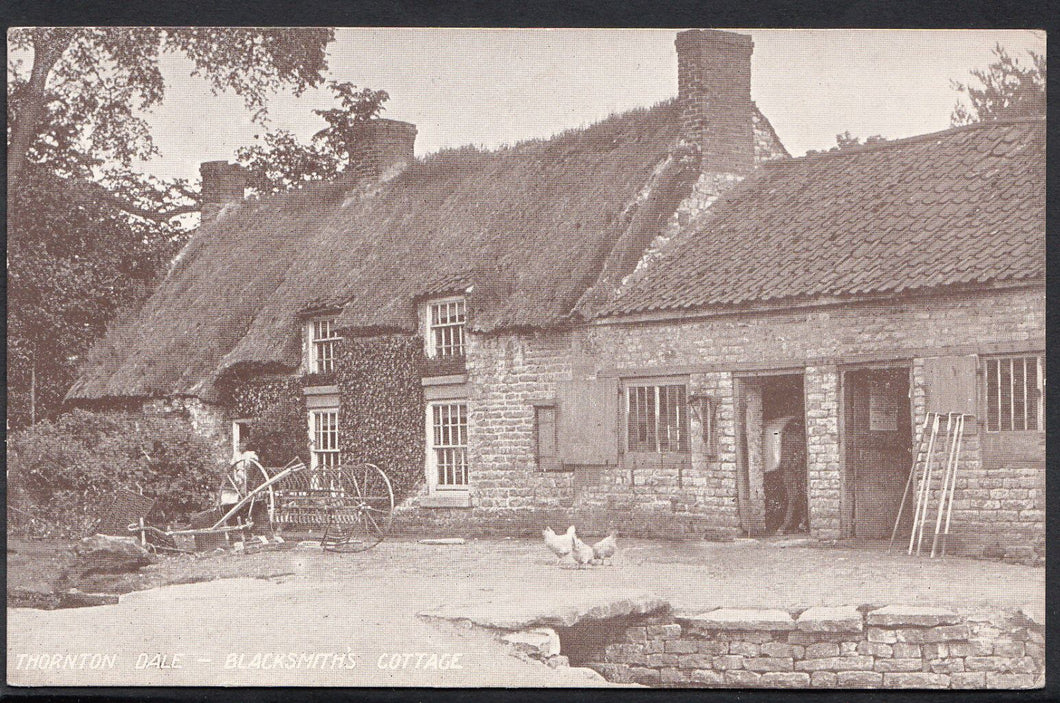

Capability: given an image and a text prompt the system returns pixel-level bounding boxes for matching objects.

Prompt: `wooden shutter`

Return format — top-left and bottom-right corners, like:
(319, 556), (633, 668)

(557, 378), (619, 465)
(922, 355), (977, 415)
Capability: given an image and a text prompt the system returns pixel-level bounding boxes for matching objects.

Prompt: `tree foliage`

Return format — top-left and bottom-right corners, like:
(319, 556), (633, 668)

(806, 131), (887, 155)
(951, 44), (1046, 125)
(6, 27), (335, 429)
(236, 81), (389, 194)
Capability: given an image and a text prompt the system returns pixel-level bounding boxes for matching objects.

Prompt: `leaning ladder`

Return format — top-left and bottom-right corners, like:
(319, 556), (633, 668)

(889, 411), (972, 557)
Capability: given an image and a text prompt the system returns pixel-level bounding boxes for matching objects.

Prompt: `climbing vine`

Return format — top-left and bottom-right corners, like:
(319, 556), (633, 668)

(334, 335), (426, 503)
(217, 374), (307, 466)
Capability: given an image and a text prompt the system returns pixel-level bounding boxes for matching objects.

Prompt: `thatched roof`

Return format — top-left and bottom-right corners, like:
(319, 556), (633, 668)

(69, 101), (786, 402)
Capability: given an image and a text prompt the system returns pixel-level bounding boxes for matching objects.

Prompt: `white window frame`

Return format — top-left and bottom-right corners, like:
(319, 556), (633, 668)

(425, 401), (469, 491)
(306, 317), (341, 374)
(308, 408), (341, 470)
(231, 419), (252, 462)
(984, 354), (1044, 433)
(425, 296), (467, 359)
(624, 379), (690, 454)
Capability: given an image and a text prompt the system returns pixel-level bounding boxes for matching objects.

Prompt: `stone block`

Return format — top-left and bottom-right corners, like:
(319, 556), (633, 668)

(839, 641), (859, 656)
(810, 671), (837, 687)
(696, 641), (730, 655)
(993, 641), (1025, 658)
(728, 641), (759, 657)
(645, 653), (679, 667)
(804, 642), (839, 658)
(761, 642), (798, 658)
(502, 627), (561, 658)
(586, 662), (629, 683)
(857, 641), (893, 658)
(712, 655), (745, 670)
(788, 631), (849, 645)
(864, 628), (897, 644)
(744, 657), (794, 672)
(949, 640), (993, 657)
(867, 605), (960, 627)
(681, 608), (795, 632)
(984, 673), (1038, 688)
(663, 639), (698, 654)
(660, 667), (688, 684)
(760, 672), (810, 688)
(689, 669), (725, 685)
(795, 656), (874, 672)
(873, 658), (924, 673)
(964, 656), (1015, 672)
(723, 670), (761, 687)
(647, 623), (682, 639)
(883, 672), (950, 688)
(797, 606), (863, 632)
(625, 626), (647, 643)
(920, 642), (947, 659)
(677, 653), (715, 669)
(929, 658), (965, 674)
(894, 624), (970, 643)
(949, 671), (986, 688)
(628, 667), (661, 685)
(836, 671), (883, 688)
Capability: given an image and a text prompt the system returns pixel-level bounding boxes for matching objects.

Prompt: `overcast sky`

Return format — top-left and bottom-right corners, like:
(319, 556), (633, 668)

(134, 28), (1045, 182)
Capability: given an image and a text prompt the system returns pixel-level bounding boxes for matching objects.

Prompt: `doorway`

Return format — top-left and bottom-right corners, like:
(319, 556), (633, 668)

(843, 367), (913, 539)
(734, 373), (807, 536)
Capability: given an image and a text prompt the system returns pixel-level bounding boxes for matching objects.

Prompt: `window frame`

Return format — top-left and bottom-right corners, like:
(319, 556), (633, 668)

(306, 317), (342, 374)
(982, 354), (1044, 434)
(425, 400), (470, 491)
(622, 377), (691, 459)
(425, 296), (467, 360)
(308, 407), (341, 470)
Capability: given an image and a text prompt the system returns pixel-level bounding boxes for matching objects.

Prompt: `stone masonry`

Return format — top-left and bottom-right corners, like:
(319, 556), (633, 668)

(588, 604), (1043, 689)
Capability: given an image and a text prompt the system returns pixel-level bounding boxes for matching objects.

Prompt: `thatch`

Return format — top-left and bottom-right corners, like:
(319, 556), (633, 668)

(69, 101), (785, 402)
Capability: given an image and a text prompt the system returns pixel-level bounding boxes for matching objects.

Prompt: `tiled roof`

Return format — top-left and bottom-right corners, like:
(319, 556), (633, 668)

(599, 119), (1045, 317)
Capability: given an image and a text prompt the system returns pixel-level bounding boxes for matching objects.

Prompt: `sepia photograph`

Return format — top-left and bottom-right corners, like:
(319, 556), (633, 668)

(6, 26), (1046, 689)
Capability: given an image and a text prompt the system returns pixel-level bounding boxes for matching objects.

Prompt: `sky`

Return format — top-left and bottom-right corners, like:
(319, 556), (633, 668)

(132, 28), (1046, 183)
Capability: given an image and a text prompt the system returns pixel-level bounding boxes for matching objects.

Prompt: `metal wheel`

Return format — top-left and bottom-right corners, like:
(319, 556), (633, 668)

(321, 462), (395, 553)
(218, 457), (275, 532)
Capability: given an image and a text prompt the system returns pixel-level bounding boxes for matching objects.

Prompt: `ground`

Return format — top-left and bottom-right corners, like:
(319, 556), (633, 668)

(8, 536), (1044, 686)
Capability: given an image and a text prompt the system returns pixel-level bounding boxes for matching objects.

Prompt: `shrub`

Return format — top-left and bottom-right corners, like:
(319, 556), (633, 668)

(7, 409), (224, 537)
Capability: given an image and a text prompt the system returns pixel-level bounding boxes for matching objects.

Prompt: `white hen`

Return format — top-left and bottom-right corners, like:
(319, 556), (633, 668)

(542, 525), (576, 562)
(592, 532), (618, 565)
(571, 533), (596, 568)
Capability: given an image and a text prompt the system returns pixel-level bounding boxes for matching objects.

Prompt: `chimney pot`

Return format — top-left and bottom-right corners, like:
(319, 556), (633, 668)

(675, 29), (755, 175)
(346, 118), (418, 181)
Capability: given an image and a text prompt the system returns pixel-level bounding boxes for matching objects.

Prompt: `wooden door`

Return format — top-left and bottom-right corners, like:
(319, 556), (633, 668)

(845, 368), (912, 539)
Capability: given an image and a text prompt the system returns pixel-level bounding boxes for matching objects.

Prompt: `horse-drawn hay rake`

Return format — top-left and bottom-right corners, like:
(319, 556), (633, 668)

(132, 458), (395, 553)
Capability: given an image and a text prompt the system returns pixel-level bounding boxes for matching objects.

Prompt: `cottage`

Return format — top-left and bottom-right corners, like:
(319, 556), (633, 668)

(68, 30), (1044, 561)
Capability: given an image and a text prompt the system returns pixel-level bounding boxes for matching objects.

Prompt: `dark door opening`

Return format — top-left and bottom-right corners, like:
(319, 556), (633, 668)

(844, 367), (912, 539)
(735, 373), (807, 536)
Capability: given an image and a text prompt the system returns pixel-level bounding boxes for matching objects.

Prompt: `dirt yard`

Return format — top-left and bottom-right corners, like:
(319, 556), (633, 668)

(8, 536), (1044, 686)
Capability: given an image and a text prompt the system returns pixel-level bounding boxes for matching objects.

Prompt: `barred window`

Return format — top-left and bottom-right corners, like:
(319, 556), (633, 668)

(985, 355), (1044, 432)
(626, 383), (689, 453)
(430, 403), (468, 488)
(429, 299), (466, 359)
(310, 409), (340, 469)
(310, 318), (341, 373)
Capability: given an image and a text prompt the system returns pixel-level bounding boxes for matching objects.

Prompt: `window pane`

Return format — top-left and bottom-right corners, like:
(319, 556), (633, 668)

(1027, 358), (1039, 431)
(986, 359), (999, 431)
(1013, 359), (1026, 430)
(999, 359), (1012, 431)
(431, 402), (468, 486)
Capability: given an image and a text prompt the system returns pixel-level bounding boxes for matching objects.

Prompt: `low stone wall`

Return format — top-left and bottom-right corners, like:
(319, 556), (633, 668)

(587, 605), (1043, 689)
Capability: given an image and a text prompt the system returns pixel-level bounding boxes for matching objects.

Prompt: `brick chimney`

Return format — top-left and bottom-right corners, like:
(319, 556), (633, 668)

(675, 29), (755, 176)
(199, 160), (247, 219)
(346, 118), (418, 181)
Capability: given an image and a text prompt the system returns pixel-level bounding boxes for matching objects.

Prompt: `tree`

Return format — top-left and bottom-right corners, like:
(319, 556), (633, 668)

(807, 131), (887, 155)
(237, 81), (389, 194)
(7, 27), (335, 195)
(7, 28), (336, 428)
(951, 44), (1046, 125)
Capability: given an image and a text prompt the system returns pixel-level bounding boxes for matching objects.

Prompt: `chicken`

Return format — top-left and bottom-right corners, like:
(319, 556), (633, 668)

(542, 525), (576, 562)
(571, 533), (596, 568)
(591, 532), (618, 565)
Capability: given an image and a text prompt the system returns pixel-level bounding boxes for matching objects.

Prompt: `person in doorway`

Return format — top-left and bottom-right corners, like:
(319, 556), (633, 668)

(777, 417), (807, 535)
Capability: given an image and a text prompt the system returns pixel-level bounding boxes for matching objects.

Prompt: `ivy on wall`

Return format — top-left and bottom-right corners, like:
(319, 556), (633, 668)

(334, 335), (426, 503)
(217, 374), (307, 466)
(215, 335), (427, 503)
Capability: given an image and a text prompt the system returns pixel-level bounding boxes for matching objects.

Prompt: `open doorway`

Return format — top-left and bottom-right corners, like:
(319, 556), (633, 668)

(734, 373), (807, 536)
(843, 367), (912, 539)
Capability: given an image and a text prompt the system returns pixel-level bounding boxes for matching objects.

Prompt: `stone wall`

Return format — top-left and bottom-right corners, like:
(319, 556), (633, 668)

(431, 285), (1044, 558)
(142, 396), (230, 462)
(588, 605), (1043, 689)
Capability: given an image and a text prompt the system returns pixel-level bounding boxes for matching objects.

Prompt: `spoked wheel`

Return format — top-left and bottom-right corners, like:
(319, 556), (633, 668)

(321, 462), (395, 553)
(218, 457), (275, 534)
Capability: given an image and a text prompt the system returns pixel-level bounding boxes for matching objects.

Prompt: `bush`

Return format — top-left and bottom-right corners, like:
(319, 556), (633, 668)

(7, 409), (224, 537)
